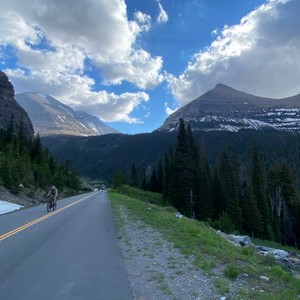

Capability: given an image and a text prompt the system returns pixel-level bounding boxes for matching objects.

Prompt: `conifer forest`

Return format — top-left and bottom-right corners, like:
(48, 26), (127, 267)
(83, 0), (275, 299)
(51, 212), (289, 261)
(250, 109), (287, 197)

(0, 129), (81, 194)
(118, 119), (300, 248)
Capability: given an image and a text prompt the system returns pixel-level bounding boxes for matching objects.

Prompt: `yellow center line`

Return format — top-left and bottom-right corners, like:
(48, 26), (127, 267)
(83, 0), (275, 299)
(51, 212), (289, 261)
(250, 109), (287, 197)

(0, 194), (94, 242)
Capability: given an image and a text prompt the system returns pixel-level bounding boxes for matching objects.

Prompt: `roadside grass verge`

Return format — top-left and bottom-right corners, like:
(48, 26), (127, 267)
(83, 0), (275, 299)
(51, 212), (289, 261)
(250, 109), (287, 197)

(110, 190), (300, 299)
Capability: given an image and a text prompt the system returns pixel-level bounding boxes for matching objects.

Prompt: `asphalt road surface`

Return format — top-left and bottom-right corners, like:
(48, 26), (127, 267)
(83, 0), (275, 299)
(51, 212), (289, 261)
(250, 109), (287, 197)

(0, 191), (131, 300)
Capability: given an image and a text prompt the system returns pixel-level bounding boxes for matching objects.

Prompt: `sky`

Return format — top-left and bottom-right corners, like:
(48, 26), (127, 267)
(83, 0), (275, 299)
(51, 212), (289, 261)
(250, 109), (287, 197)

(1, 0), (300, 134)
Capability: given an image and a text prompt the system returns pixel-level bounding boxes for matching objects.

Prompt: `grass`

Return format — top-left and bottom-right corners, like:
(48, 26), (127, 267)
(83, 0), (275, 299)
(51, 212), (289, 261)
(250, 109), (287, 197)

(224, 264), (239, 279)
(109, 190), (300, 299)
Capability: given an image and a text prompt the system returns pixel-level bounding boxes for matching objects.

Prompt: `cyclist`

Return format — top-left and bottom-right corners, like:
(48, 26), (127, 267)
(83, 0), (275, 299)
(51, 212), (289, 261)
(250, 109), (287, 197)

(47, 185), (58, 204)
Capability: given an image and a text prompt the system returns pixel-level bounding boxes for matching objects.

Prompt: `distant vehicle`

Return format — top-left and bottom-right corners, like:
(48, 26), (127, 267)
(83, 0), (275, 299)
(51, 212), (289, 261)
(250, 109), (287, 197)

(93, 188), (99, 192)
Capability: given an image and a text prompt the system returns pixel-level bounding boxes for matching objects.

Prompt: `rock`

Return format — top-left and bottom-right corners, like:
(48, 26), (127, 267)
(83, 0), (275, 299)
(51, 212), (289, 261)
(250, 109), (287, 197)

(260, 276), (270, 282)
(229, 235), (253, 246)
(256, 246), (289, 259)
(0, 71), (34, 139)
(272, 249), (289, 259)
(175, 212), (183, 218)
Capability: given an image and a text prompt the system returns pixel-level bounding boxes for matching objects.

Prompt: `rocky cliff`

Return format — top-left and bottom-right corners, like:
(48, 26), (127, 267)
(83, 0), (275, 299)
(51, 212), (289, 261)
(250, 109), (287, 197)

(0, 71), (34, 139)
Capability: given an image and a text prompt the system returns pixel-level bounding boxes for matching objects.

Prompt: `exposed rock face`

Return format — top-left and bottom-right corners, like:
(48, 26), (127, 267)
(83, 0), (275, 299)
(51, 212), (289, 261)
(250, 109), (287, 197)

(158, 84), (300, 133)
(0, 71), (34, 139)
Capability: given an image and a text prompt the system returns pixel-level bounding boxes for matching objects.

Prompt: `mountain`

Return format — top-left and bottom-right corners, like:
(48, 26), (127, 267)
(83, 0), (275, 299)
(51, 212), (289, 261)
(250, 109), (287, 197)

(41, 129), (300, 189)
(15, 93), (120, 136)
(41, 131), (177, 183)
(0, 71), (34, 139)
(158, 83), (300, 132)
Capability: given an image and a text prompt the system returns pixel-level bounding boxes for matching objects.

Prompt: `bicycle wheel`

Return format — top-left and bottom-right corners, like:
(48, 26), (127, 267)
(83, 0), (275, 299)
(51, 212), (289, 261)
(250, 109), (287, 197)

(47, 202), (51, 212)
(53, 202), (57, 211)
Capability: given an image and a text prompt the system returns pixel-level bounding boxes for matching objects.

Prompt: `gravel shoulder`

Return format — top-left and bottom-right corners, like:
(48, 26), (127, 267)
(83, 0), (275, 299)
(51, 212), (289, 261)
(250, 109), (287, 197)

(116, 206), (220, 300)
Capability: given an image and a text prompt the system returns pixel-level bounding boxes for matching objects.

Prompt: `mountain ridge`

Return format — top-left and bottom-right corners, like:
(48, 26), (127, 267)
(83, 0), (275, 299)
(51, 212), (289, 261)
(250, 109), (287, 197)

(15, 92), (120, 137)
(159, 84), (300, 132)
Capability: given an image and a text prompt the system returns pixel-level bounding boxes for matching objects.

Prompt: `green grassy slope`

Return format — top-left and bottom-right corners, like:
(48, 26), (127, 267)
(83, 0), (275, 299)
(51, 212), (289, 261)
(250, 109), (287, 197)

(110, 190), (300, 300)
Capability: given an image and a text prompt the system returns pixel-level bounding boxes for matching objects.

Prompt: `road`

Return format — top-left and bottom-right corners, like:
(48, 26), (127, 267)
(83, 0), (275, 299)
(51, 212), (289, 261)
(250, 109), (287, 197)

(0, 191), (131, 300)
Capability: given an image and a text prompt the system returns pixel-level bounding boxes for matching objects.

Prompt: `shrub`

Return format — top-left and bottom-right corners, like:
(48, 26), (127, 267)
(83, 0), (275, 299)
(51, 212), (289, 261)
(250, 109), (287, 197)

(224, 263), (239, 279)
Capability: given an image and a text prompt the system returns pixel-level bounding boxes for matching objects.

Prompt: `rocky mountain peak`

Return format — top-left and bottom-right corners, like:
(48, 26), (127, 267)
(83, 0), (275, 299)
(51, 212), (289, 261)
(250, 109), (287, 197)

(0, 71), (34, 139)
(158, 83), (300, 133)
(214, 83), (232, 90)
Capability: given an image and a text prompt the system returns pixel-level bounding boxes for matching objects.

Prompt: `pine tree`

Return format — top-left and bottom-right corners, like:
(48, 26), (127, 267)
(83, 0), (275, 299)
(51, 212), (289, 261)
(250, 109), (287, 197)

(215, 149), (231, 214)
(162, 145), (174, 205)
(227, 153), (242, 230)
(194, 144), (213, 220)
(241, 183), (261, 236)
(172, 119), (195, 216)
(214, 149), (242, 230)
(268, 163), (297, 245)
(150, 165), (158, 192)
(211, 171), (224, 219)
(251, 143), (272, 239)
(157, 160), (163, 193)
(113, 168), (124, 189)
(130, 163), (139, 187)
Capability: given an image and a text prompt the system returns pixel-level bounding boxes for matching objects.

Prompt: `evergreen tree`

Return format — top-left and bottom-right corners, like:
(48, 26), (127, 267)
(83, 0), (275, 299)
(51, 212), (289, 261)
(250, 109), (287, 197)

(214, 149), (242, 230)
(215, 149), (231, 214)
(162, 145), (174, 205)
(211, 171), (225, 219)
(113, 168), (124, 189)
(157, 160), (163, 193)
(241, 183), (261, 236)
(194, 144), (213, 220)
(172, 119), (194, 216)
(251, 143), (272, 239)
(130, 163), (139, 187)
(227, 153), (242, 230)
(268, 163), (297, 245)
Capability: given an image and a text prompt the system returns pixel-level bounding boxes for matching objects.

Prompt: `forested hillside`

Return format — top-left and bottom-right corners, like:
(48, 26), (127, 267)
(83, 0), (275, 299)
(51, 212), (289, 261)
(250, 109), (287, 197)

(0, 129), (81, 195)
(42, 128), (300, 188)
(118, 119), (300, 248)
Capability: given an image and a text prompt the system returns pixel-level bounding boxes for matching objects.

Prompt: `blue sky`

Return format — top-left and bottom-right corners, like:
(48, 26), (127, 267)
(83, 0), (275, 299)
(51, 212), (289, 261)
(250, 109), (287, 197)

(1, 0), (300, 134)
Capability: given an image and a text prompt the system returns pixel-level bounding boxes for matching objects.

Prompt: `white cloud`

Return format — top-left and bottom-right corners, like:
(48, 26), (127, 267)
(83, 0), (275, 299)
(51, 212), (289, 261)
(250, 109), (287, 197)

(0, 0), (163, 122)
(170, 0), (300, 105)
(157, 2), (169, 24)
(101, 49), (164, 89)
(164, 102), (178, 116)
(74, 91), (150, 123)
(4, 68), (150, 123)
(134, 11), (152, 32)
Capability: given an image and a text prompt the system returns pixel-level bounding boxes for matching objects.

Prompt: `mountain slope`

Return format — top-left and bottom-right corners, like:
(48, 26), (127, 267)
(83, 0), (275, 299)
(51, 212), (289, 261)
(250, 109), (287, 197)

(41, 129), (300, 188)
(158, 84), (300, 132)
(15, 93), (120, 136)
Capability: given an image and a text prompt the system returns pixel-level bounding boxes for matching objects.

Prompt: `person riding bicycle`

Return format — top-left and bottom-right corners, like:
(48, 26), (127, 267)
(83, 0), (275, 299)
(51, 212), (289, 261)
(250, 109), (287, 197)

(47, 185), (58, 204)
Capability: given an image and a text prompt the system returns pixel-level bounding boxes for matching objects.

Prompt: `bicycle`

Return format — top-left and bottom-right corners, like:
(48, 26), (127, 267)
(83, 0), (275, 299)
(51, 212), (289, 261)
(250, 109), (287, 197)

(46, 195), (57, 212)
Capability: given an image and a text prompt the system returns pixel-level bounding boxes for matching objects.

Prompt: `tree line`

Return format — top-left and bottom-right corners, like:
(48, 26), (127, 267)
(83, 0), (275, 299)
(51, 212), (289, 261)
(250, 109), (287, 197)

(115, 119), (300, 247)
(0, 127), (81, 194)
